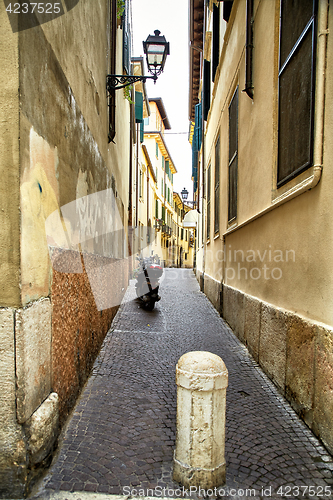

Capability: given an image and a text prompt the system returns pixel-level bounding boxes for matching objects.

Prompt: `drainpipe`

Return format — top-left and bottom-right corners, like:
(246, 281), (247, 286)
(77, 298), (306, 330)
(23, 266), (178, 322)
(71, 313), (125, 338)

(244, 0), (254, 99)
(147, 164), (150, 250)
(108, 0), (117, 143)
(127, 103), (135, 280)
(201, 0), (207, 290)
(313, 0), (329, 174)
(136, 122), (139, 228)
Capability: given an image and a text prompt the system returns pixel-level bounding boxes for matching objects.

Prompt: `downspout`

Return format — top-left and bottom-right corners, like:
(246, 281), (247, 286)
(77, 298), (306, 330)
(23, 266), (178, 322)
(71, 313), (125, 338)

(128, 103), (134, 267)
(108, 0), (117, 143)
(313, 0), (329, 173)
(201, 0), (207, 290)
(136, 122), (139, 228)
(244, 0), (254, 99)
(147, 165), (150, 237)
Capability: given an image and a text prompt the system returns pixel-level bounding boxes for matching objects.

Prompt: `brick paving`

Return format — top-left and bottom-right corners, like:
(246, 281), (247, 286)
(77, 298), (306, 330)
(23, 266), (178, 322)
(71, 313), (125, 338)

(35, 269), (333, 500)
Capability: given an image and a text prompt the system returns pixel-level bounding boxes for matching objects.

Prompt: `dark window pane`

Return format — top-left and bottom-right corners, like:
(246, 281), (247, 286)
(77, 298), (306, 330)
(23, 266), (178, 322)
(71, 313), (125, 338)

(278, 26), (313, 184)
(214, 185), (220, 233)
(228, 156), (237, 222)
(207, 166), (211, 239)
(214, 136), (220, 233)
(203, 60), (211, 120)
(229, 87), (238, 161)
(228, 87), (238, 222)
(280, 0), (314, 68)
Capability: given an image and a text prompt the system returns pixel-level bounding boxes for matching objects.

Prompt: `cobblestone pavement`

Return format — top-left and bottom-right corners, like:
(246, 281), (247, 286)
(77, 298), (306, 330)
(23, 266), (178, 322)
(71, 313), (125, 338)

(35, 269), (333, 500)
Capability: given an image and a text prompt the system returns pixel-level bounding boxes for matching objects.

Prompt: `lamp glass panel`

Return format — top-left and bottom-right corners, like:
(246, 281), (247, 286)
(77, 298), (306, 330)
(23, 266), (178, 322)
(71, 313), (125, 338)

(147, 53), (163, 65)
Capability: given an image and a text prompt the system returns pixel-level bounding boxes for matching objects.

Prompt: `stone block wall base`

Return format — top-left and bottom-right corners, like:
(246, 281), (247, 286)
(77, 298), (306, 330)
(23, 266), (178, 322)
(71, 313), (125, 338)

(173, 457), (226, 489)
(24, 392), (59, 465)
(203, 274), (222, 314)
(220, 283), (333, 456)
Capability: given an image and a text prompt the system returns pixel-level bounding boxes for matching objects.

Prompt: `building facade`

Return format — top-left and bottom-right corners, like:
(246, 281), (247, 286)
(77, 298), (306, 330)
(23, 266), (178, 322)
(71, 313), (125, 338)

(0, 0), (133, 495)
(189, 0), (333, 454)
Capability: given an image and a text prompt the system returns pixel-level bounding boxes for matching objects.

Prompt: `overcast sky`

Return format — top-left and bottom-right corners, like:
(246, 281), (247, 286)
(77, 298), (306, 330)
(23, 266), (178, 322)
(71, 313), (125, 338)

(131, 0), (193, 198)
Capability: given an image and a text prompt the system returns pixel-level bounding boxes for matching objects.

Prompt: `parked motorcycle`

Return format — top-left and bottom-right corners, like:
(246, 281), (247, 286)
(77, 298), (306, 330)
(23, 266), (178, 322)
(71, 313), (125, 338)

(135, 254), (163, 311)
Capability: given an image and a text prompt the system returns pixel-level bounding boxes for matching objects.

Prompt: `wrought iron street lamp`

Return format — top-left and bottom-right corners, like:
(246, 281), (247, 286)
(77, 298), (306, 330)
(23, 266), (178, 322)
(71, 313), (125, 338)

(181, 188), (189, 201)
(181, 187), (189, 220)
(106, 30), (169, 91)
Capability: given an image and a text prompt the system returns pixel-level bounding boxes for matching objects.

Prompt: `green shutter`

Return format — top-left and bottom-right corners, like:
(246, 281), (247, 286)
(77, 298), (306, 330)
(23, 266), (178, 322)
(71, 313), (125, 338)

(122, 1), (131, 74)
(155, 199), (158, 219)
(156, 142), (158, 158)
(135, 92), (143, 123)
(162, 205), (165, 222)
(162, 156), (165, 170)
(165, 160), (169, 178)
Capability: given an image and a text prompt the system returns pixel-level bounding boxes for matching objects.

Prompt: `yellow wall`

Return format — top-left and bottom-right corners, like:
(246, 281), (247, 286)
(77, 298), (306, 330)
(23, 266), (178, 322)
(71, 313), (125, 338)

(204, 0), (333, 326)
(0, 6), (20, 307)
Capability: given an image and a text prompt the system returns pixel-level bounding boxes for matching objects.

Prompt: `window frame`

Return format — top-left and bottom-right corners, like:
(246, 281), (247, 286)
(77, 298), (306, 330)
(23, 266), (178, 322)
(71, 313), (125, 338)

(228, 86), (239, 223)
(206, 164), (211, 241)
(214, 135), (220, 234)
(277, 0), (318, 188)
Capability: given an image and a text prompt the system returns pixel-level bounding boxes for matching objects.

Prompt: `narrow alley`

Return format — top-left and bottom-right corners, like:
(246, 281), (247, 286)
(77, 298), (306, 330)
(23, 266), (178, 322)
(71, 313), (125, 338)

(33, 269), (333, 500)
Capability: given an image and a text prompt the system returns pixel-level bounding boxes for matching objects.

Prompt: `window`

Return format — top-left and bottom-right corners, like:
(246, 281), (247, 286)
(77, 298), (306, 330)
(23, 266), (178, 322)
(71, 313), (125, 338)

(155, 199), (159, 219)
(203, 59), (211, 121)
(277, 0), (317, 186)
(214, 136), (220, 233)
(156, 142), (159, 158)
(122, 0), (131, 74)
(139, 169), (143, 199)
(162, 156), (165, 170)
(206, 165), (211, 240)
(181, 228), (184, 240)
(228, 87), (238, 222)
(166, 160), (170, 178)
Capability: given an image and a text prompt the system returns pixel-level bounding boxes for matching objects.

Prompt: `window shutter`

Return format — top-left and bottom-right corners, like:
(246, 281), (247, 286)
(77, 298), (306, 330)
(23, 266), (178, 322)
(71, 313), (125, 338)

(203, 60), (211, 121)
(228, 87), (238, 222)
(277, 0), (316, 186)
(155, 199), (159, 219)
(122, 0), (131, 75)
(207, 165), (211, 240)
(135, 92), (143, 123)
(214, 136), (220, 233)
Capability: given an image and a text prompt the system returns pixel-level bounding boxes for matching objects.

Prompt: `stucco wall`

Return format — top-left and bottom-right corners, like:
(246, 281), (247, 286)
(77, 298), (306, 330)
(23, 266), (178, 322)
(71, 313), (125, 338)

(0, 6), (20, 307)
(204, 0), (333, 327)
(200, 0), (333, 457)
(0, 0), (131, 495)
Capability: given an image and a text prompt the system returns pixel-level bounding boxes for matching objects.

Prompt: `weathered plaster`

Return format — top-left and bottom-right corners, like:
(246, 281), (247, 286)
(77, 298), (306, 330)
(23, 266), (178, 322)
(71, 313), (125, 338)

(15, 298), (52, 423)
(0, 4), (20, 307)
(0, 308), (27, 497)
(24, 392), (59, 465)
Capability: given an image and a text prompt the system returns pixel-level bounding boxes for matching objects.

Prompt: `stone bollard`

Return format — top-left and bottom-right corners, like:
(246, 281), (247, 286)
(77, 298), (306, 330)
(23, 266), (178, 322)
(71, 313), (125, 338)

(173, 351), (228, 489)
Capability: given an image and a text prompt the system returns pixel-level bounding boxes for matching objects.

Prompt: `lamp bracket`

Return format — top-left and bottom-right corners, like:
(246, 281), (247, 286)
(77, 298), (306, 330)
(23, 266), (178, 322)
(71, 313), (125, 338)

(106, 74), (157, 93)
